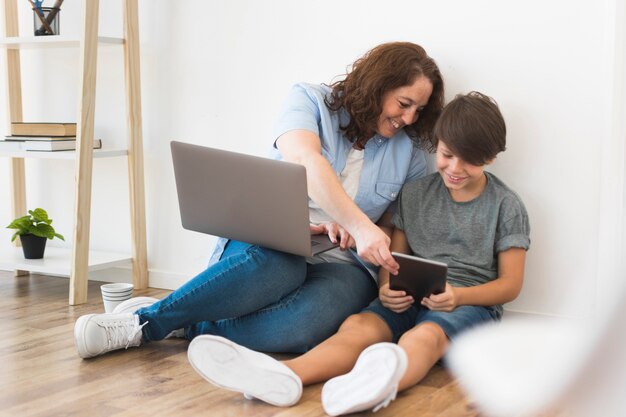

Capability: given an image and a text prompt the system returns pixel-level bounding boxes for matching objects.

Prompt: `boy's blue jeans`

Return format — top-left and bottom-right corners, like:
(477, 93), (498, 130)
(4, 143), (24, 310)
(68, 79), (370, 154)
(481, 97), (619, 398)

(137, 240), (377, 353)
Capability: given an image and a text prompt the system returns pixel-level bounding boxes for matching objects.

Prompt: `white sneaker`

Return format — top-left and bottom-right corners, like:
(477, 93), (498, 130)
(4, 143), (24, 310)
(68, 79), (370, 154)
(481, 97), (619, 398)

(112, 296), (159, 314)
(74, 313), (147, 359)
(188, 335), (302, 407)
(322, 343), (408, 416)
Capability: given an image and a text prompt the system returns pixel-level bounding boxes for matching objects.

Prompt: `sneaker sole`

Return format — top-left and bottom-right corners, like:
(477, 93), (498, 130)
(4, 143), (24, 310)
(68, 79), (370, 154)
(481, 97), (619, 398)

(322, 343), (408, 416)
(188, 335), (301, 407)
(112, 297), (158, 314)
(74, 314), (96, 359)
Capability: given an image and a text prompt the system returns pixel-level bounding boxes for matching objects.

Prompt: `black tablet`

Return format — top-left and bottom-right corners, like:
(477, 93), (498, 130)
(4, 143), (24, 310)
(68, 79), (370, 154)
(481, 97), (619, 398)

(389, 252), (447, 301)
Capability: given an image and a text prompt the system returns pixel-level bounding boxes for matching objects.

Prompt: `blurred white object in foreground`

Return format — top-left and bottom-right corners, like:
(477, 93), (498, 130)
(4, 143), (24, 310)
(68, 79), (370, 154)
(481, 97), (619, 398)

(448, 292), (626, 417)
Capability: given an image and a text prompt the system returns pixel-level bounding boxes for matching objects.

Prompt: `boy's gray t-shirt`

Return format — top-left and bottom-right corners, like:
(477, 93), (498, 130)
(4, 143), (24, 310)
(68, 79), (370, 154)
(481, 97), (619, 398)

(392, 172), (530, 312)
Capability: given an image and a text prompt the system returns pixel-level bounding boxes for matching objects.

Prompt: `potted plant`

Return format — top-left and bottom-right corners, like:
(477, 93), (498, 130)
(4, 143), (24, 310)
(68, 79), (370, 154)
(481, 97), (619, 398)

(6, 208), (65, 259)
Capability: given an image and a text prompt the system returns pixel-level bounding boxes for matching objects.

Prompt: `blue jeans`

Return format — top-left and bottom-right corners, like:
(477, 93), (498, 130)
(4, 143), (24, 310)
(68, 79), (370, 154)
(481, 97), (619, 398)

(137, 240), (377, 353)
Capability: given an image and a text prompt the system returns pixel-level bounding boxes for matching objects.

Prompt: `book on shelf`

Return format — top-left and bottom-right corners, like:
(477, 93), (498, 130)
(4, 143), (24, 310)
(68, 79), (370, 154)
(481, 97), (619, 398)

(5, 135), (77, 141)
(27, 139), (102, 152)
(0, 140), (26, 151)
(10, 122), (77, 137)
(0, 138), (102, 152)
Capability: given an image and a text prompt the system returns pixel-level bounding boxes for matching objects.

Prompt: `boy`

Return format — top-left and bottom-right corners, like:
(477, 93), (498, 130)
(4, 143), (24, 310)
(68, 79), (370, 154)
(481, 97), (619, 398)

(186, 91), (530, 415)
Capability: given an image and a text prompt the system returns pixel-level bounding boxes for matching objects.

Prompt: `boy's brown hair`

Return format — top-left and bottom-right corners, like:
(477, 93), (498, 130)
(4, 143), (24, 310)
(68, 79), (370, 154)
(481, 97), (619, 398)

(433, 91), (506, 165)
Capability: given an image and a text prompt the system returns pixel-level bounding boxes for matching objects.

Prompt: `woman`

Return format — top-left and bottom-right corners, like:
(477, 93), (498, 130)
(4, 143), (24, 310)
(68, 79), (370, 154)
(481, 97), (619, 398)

(74, 41), (444, 358)
(185, 92), (530, 415)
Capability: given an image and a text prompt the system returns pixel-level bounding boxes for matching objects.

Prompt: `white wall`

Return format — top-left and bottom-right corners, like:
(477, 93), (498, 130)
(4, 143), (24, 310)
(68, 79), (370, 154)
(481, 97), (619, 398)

(1, 0), (624, 319)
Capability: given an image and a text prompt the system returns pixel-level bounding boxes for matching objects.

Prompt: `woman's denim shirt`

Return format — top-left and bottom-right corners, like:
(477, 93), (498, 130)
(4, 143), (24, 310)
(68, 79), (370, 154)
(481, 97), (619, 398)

(209, 83), (427, 279)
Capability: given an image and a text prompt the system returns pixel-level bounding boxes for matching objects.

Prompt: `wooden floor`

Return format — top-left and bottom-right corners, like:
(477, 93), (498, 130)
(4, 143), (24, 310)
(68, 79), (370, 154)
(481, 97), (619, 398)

(0, 271), (481, 417)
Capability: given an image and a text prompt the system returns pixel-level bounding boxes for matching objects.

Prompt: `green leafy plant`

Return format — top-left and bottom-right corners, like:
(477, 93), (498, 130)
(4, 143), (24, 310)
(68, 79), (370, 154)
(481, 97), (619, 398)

(6, 208), (65, 242)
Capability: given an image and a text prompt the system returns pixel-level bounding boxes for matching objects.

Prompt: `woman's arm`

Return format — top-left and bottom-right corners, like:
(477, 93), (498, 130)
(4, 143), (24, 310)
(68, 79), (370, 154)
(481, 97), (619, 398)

(277, 129), (399, 273)
(421, 248), (527, 312)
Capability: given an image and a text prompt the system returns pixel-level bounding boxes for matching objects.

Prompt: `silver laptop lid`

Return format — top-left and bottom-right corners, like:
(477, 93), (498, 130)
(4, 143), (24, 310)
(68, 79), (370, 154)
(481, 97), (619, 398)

(171, 141), (336, 257)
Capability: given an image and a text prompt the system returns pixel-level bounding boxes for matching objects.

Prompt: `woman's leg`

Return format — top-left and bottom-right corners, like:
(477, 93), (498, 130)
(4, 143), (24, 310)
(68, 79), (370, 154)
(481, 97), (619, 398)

(139, 241), (307, 341)
(187, 263), (378, 352)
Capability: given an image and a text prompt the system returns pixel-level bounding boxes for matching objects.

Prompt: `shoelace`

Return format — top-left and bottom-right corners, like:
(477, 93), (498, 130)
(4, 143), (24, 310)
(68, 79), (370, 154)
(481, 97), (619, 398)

(372, 383), (398, 413)
(104, 319), (148, 350)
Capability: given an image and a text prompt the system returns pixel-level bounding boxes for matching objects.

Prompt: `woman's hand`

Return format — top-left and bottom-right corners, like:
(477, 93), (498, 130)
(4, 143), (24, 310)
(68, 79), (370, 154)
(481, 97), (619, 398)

(310, 223), (354, 250)
(420, 283), (458, 312)
(353, 223), (399, 274)
(379, 283), (414, 313)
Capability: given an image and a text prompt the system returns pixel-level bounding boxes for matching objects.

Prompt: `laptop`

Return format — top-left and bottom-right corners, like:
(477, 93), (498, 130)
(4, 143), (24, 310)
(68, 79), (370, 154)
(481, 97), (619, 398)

(170, 141), (339, 257)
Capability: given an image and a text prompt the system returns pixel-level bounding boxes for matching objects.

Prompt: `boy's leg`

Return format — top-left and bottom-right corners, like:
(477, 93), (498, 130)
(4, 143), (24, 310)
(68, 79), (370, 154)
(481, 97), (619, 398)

(397, 304), (500, 390)
(318, 305), (500, 415)
(396, 322), (448, 391)
(285, 312), (393, 384)
(318, 298), (413, 416)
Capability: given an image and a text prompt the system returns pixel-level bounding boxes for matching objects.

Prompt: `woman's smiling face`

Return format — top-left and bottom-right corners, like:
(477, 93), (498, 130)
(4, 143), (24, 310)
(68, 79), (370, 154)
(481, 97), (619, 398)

(376, 75), (433, 138)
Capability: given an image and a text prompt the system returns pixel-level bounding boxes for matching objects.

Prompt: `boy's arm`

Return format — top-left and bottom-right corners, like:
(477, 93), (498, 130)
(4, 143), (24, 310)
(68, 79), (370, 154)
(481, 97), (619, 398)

(375, 212), (396, 252)
(456, 247), (526, 306)
(378, 228), (415, 313)
(422, 247), (526, 312)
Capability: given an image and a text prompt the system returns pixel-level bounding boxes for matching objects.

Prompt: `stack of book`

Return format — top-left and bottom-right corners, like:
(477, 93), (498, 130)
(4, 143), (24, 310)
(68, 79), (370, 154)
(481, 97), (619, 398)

(0, 122), (102, 152)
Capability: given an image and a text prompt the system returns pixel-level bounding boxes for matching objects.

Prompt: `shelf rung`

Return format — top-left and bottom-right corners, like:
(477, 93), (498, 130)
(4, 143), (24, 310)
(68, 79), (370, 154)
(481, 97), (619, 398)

(0, 149), (128, 159)
(0, 247), (132, 276)
(0, 36), (124, 49)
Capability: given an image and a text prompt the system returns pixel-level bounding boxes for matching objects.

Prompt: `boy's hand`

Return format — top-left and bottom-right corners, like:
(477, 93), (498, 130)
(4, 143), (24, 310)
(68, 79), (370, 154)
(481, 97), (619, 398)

(421, 283), (458, 312)
(379, 283), (414, 313)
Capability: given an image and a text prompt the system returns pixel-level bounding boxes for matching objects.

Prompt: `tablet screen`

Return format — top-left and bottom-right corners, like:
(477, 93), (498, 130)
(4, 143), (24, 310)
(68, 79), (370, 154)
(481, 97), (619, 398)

(389, 252), (447, 301)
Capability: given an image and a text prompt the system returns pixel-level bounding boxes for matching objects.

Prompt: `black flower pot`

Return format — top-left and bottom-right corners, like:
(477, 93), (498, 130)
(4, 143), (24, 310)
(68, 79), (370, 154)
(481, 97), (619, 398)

(20, 234), (48, 259)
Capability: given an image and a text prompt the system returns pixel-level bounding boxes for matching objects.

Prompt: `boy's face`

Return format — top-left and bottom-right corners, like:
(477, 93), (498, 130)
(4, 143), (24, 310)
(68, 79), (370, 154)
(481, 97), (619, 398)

(435, 140), (491, 201)
(376, 75), (433, 138)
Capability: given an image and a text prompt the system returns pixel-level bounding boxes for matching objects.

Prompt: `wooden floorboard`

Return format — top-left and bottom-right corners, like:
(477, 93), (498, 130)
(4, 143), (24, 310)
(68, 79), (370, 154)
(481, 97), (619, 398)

(0, 271), (480, 417)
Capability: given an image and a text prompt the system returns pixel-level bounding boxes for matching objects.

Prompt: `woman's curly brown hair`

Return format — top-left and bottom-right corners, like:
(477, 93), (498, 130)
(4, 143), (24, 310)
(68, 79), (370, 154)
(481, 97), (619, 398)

(325, 42), (444, 150)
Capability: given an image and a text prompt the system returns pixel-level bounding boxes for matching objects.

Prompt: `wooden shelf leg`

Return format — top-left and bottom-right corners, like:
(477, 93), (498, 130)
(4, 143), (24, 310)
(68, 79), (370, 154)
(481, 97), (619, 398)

(69, 0), (99, 305)
(124, 0), (148, 289)
(4, 0), (28, 277)
(10, 159), (29, 277)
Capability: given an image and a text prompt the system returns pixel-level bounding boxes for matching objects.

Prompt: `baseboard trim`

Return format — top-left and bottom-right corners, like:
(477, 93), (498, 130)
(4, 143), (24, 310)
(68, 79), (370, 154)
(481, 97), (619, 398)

(87, 266), (190, 290)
